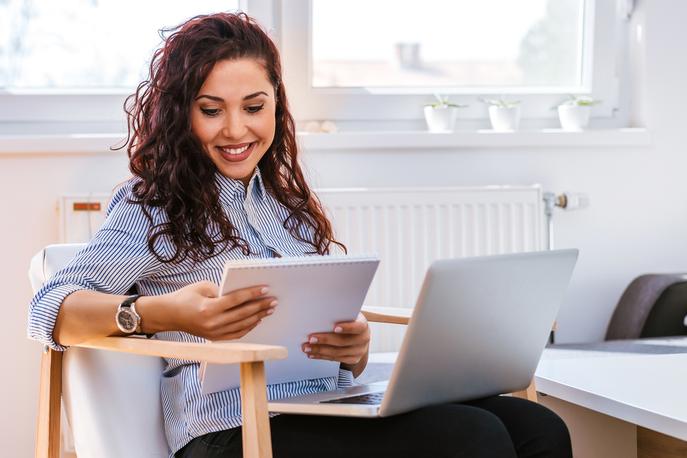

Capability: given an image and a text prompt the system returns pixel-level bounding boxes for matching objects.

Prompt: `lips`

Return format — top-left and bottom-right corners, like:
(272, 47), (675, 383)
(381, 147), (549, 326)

(216, 142), (255, 162)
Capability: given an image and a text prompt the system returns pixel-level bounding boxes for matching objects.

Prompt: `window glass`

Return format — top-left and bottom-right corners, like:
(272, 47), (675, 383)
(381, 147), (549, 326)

(0, 0), (240, 89)
(312, 0), (585, 89)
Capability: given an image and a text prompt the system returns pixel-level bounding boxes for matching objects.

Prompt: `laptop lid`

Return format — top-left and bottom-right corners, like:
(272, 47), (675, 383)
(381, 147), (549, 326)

(379, 249), (578, 417)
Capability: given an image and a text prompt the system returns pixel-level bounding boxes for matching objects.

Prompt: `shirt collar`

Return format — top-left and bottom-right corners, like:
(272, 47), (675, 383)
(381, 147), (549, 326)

(247, 167), (267, 201)
(215, 167), (266, 204)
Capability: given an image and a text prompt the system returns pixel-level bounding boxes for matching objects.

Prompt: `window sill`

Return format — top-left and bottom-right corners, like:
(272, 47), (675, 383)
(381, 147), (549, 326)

(298, 128), (651, 151)
(0, 128), (650, 154)
(0, 133), (127, 155)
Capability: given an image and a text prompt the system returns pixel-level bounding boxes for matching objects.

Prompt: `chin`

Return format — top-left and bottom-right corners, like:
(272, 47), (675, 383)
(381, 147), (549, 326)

(217, 164), (255, 183)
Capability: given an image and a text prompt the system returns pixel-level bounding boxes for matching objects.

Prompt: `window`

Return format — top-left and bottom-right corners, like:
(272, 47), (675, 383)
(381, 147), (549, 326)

(311, 0), (584, 90)
(0, 0), (626, 129)
(0, 0), (240, 89)
(0, 0), (243, 125)
(280, 0), (625, 124)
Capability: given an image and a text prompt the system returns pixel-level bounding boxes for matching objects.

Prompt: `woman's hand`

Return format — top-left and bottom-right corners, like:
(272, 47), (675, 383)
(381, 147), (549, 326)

(164, 281), (277, 340)
(302, 313), (370, 377)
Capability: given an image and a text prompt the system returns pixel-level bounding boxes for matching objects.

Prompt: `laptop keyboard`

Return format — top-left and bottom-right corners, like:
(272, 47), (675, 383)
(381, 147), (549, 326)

(321, 392), (384, 405)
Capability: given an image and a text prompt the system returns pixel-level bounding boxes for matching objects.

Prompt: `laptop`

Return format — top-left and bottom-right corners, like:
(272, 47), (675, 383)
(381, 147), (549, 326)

(268, 249), (578, 417)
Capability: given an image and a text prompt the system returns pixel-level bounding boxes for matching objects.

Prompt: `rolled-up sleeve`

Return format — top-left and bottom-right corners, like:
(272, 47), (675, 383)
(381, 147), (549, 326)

(27, 181), (162, 351)
(337, 368), (355, 388)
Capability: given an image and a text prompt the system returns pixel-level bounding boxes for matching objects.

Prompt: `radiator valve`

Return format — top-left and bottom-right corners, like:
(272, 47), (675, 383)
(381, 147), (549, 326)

(557, 192), (590, 211)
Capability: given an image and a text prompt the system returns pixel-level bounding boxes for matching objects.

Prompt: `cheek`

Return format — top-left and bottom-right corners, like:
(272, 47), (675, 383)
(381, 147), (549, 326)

(190, 114), (216, 145)
(256, 112), (276, 142)
(190, 114), (204, 142)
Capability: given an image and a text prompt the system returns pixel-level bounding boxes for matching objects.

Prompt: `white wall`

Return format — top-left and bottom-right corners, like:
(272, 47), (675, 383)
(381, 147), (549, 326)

(2, 1), (686, 456)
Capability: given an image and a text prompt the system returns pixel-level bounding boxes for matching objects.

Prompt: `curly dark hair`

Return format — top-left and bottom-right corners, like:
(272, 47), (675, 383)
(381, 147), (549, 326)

(122, 12), (345, 263)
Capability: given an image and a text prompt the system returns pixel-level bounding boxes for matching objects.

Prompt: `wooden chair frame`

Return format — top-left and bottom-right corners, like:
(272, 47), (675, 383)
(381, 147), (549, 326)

(35, 306), (536, 458)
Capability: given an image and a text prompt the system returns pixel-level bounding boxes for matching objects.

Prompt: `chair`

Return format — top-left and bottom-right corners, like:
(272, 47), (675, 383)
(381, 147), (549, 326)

(31, 244), (536, 458)
(605, 273), (687, 340)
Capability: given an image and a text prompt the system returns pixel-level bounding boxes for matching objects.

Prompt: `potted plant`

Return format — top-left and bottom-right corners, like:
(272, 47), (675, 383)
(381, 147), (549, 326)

(480, 97), (521, 131)
(556, 95), (601, 131)
(423, 95), (467, 132)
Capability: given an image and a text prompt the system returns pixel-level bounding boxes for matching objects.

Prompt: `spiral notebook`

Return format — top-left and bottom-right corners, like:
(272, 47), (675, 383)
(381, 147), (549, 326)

(199, 254), (380, 395)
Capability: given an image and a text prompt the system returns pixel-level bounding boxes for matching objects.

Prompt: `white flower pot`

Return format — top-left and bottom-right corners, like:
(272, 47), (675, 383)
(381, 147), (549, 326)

(424, 106), (458, 132)
(488, 106), (520, 131)
(557, 105), (591, 131)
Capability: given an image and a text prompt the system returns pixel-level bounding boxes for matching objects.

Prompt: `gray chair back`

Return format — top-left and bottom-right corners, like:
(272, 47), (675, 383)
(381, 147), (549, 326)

(605, 273), (687, 340)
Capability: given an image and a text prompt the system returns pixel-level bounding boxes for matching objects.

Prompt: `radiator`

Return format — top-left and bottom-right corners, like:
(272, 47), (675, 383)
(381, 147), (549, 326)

(316, 186), (546, 352)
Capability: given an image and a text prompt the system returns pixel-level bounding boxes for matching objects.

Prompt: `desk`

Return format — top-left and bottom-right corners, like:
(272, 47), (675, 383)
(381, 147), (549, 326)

(536, 338), (687, 458)
(365, 338), (687, 458)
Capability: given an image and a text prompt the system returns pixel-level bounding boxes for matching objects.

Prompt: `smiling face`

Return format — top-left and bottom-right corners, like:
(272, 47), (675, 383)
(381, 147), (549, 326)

(190, 58), (276, 185)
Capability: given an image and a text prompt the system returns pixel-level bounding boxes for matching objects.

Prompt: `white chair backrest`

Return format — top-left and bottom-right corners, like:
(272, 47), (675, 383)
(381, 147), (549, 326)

(30, 244), (169, 458)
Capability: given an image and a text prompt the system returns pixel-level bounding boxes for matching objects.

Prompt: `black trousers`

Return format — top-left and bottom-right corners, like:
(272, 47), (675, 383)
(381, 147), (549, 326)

(176, 396), (572, 458)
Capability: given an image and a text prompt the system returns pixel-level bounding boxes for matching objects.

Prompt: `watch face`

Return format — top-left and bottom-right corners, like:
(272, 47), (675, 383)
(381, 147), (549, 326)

(117, 309), (138, 333)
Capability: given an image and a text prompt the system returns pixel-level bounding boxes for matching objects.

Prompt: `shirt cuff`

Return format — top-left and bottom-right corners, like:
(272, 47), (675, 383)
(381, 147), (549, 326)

(337, 367), (355, 388)
(28, 284), (86, 351)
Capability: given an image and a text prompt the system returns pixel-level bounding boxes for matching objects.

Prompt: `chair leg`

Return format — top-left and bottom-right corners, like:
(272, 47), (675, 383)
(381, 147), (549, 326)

(240, 361), (273, 458)
(511, 379), (538, 403)
(35, 348), (63, 458)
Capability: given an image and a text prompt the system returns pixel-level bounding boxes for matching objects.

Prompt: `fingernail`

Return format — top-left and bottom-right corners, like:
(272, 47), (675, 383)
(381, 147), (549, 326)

(334, 326), (343, 333)
(266, 308), (274, 315)
(304, 346), (311, 353)
(269, 299), (278, 306)
(260, 287), (269, 295)
(308, 355), (314, 359)
(309, 336), (318, 344)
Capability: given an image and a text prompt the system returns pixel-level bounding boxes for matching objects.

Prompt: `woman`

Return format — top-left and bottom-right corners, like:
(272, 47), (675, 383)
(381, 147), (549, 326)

(28, 12), (572, 458)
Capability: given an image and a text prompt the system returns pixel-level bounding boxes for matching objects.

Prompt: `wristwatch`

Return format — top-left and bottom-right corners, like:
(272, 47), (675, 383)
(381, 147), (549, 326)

(115, 294), (143, 334)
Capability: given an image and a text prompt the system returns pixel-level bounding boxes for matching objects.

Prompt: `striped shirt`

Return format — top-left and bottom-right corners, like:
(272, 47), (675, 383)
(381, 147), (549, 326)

(27, 168), (354, 455)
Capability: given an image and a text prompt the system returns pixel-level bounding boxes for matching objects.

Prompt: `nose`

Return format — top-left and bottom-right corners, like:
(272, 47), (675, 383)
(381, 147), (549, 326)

(221, 112), (247, 140)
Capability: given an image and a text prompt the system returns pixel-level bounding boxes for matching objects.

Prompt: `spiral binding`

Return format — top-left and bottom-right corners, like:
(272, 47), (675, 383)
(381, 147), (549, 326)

(223, 254), (379, 270)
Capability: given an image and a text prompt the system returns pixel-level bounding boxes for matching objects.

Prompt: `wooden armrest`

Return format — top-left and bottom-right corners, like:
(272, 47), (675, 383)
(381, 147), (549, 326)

(39, 338), (281, 458)
(361, 306), (411, 325)
(75, 336), (287, 364)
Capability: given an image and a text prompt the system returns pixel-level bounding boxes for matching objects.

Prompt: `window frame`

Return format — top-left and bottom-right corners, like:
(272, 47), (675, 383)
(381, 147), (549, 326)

(0, 0), (628, 128)
(278, 0), (625, 124)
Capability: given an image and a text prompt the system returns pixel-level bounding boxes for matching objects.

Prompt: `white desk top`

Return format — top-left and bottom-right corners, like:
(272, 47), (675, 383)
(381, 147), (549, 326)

(536, 342), (687, 440)
(370, 339), (687, 440)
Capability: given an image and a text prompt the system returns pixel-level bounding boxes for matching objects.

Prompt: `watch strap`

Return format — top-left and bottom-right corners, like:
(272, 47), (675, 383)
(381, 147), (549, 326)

(120, 294), (141, 309)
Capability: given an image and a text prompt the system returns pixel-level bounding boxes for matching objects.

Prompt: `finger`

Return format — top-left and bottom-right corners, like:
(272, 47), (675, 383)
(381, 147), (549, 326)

(304, 343), (368, 360)
(211, 309), (270, 339)
(306, 331), (368, 347)
(214, 303), (275, 336)
(331, 318), (368, 335)
(306, 352), (361, 365)
(218, 285), (270, 311)
(217, 296), (277, 324)
(215, 319), (262, 341)
(202, 296), (275, 330)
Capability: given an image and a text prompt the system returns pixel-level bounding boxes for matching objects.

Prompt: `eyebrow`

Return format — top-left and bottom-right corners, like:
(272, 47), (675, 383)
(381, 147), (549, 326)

(195, 91), (269, 102)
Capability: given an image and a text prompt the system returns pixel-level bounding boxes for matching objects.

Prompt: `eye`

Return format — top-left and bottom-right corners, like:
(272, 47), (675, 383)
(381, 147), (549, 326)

(200, 107), (221, 117)
(245, 104), (264, 114)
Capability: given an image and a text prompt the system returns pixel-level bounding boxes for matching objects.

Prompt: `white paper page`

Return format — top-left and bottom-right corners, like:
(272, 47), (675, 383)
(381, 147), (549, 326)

(200, 255), (379, 395)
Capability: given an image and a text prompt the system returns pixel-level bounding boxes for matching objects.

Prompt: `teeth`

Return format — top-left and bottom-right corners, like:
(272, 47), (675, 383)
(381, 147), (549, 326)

(219, 143), (251, 155)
